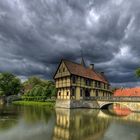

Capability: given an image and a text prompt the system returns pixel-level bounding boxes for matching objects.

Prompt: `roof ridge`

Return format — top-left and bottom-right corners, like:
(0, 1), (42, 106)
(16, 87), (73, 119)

(63, 59), (82, 66)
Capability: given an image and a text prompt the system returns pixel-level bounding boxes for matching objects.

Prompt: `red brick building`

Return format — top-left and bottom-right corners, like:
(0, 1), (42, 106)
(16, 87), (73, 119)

(114, 87), (140, 97)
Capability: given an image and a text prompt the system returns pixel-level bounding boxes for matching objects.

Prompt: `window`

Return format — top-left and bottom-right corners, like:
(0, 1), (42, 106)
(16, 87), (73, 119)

(104, 83), (106, 89)
(85, 89), (90, 97)
(86, 79), (88, 85)
(80, 77), (83, 83)
(95, 81), (100, 88)
(67, 91), (69, 96)
(107, 84), (110, 89)
(72, 88), (75, 96)
(72, 76), (76, 83)
(58, 92), (61, 96)
(95, 81), (98, 87)
(98, 82), (101, 88)
(96, 90), (98, 97)
(80, 89), (82, 97)
(85, 79), (91, 86)
(63, 67), (65, 72)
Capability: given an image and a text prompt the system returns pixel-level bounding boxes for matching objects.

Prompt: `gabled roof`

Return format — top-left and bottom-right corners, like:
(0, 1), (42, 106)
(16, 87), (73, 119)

(62, 59), (109, 83)
(114, 87), (140, 96)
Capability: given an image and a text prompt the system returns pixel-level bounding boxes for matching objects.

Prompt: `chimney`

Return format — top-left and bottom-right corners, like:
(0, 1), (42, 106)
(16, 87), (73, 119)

(89, 64), (94, 70)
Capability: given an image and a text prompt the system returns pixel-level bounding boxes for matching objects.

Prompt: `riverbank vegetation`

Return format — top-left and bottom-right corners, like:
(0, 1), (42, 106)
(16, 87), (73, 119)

(0, 72), (56, 106)
(13, 101), (55, 109)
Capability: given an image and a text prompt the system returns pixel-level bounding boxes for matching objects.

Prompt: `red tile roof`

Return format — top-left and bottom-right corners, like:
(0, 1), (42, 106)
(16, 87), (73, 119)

(114, 87), (140, 96)
(63, 59), (108, 83)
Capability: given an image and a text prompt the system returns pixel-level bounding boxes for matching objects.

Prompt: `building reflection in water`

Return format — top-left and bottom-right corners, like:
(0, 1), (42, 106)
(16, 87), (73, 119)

(1, 105), (140, 140)
(53, 109), (110, 140)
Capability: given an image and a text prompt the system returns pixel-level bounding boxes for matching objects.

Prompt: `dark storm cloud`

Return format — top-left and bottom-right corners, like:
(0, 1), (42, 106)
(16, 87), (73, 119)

(0, 0), (140, 87)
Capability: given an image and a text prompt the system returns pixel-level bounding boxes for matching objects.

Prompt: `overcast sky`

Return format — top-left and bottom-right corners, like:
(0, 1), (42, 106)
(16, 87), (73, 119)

(0, 0), (140, 87)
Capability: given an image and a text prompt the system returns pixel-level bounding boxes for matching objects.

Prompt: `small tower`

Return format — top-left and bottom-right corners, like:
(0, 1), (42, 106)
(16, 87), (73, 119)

(80, 50), (86, 67)
(80, 57), (86, 67)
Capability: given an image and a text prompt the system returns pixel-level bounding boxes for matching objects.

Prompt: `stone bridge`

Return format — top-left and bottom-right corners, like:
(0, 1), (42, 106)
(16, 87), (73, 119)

(56, 96), (140, 111)
(98, 101), (140, 112)
(0, 95), (21, 105)
(96, 97), (140, 112)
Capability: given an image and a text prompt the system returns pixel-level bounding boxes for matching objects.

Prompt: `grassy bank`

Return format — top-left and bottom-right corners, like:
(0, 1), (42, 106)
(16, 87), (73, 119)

(12, 101), (55, 109)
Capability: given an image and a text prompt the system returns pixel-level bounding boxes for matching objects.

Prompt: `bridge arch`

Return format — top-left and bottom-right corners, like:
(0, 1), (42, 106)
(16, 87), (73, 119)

(99, 102), (132, 111)
(100, 103), (113, 109)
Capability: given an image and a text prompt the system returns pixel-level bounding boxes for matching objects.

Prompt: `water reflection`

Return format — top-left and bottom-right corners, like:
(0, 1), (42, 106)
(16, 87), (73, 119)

(108, 104), (132, 116)
(21, 106), (53, 124)
(0, 105), (140, 140)
(99, 103), (140, 123)
(0, 105), (55, 140)
(0, 104), (19, 131)
(53, 109), (110, 140)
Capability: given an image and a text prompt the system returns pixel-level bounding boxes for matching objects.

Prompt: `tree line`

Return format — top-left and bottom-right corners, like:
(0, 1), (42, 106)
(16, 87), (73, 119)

(0, 68), (140, 99)
(0, 72), (56, 100)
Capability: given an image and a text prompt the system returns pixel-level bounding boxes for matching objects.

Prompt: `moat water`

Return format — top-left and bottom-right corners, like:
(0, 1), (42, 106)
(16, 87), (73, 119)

(0, 104), (140, 140)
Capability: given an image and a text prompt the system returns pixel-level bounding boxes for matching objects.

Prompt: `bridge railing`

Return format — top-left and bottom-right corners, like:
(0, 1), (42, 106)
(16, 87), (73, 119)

(84, 96), (140, 102)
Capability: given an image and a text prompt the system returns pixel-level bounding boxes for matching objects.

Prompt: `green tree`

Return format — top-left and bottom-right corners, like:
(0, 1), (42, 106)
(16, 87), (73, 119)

(44, 84), (56, 98)
(51, 86), (57, 97)
(22, 76), (56, 99)
(0, 72), (21, 96)
(44, 86), (51, 97)
(23, 76), (42, 87)
(32, 85), (44, 96)
(136, 68), (140, 77)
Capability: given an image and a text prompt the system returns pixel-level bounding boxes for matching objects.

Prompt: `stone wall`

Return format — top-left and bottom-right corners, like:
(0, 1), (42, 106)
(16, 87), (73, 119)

(55, 99), (100, 109)
(55, 100), (71, 108)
